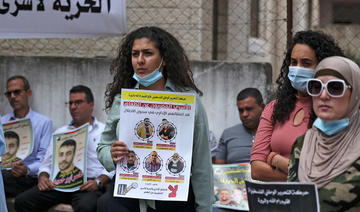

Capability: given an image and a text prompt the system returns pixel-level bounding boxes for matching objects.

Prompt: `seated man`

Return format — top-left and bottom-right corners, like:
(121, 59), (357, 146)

(1, 75), (53, 198)
(15, 85), (113, 212)
(213, 88), (264, 212)
(215, 88), (264, 164)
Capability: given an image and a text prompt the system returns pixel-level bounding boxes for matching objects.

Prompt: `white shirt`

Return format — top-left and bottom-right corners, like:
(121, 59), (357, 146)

(39, 118), (113, 179)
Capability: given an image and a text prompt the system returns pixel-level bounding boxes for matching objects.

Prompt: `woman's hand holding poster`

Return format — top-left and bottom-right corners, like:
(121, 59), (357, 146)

(114, 89), (195, 201)
(50, 124), (88, 192)
(1, 119), (33, 169)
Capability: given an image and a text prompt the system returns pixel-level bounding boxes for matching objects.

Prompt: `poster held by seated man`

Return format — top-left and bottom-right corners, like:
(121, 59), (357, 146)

(1, 75), (53, 198)
(1, 120), (34, 169)
(14, 85), (113, 212)
(51, 127), (87, 192)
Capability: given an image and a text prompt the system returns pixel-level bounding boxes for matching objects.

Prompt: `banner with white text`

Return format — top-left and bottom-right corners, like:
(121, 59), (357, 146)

(114, 89), (196, 201)
(0, 0), (127, 38)
(245, 180), (319, 212)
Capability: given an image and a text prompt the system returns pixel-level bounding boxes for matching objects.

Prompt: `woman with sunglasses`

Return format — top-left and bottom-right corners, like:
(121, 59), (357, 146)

(288, 56), (360, 210)
(250, 31), (344, 181)
(97, 26), (213, 212)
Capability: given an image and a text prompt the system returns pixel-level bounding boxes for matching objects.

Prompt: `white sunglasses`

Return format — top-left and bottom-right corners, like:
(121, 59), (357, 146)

(306, 79), (351, 98)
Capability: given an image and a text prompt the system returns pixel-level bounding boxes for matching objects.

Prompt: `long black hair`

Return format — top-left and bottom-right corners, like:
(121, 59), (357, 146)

(105, 26), (202, 111)
(272, 30), (344, 126)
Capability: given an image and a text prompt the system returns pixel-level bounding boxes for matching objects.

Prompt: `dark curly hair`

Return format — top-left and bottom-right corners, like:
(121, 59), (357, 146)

(272, 30), (344, 126)
(105, 26), (202, 111)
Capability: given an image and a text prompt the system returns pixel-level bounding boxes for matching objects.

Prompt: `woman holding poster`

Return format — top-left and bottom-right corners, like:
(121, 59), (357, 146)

(97, 26), (213, 212)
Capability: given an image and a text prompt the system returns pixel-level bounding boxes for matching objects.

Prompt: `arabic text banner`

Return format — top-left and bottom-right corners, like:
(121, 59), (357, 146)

(0, 0), (127, 38)
(245, 180), (319, 212)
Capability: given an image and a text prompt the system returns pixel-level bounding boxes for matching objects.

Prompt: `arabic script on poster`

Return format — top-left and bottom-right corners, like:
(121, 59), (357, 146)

(114, 89), (196, 201)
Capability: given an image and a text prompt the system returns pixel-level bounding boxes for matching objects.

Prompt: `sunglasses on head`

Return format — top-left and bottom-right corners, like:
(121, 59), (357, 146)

(307, 79), (351, 98)
(4, 89), (26, 98)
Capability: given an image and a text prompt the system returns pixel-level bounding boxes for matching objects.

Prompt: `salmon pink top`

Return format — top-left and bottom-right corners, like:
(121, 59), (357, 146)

(250, 96), (312, 162)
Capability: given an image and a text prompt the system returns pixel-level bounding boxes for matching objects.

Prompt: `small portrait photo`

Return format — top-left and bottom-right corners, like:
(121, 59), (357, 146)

(120, 150), (139, 173)
(1, 119), (33, 169)
(1, 131), (22, 167)
(230, 186), (249, 208)
(166, 153), (185, 175)
(157, 119), (177, 142)
(53, 139), (84, 189)
(135, 118), (154, 140)
(215, 188), (238, 206)
(143, 151), (162, 173)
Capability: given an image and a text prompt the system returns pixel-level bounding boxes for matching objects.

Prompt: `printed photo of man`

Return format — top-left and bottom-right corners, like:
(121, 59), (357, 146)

(1, 131), (21, 167)
(167, 153), (184, 174)
(215, 188), (237, 206)
(53, 139), (84, 189)
(123, 150), (138, 172)
(144, 151), (161, 173)
(158, 119), (175, 141)
(136, 118), (153, 139)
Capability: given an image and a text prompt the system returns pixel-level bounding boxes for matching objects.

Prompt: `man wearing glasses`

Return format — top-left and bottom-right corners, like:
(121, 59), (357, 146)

(15, 85), (113, 212)
(1, 75), (53, 199)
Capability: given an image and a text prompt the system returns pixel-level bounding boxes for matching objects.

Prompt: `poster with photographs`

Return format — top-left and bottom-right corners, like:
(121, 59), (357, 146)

(0, 119), (33, 169)
(114, 89), (195, 201)
(50, 124), (88, 192)
(213, 163), (252, 211)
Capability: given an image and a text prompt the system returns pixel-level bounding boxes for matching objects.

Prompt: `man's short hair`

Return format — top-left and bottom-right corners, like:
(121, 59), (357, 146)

(60, 139), (77, 152)
(219, 188), (230, 193)
(237, 88), (263, 105)
(7, 75), (30, 90)
(128, 150), (135, 155)
(70, 85), (94, 103)
(4, 131), (20, 146)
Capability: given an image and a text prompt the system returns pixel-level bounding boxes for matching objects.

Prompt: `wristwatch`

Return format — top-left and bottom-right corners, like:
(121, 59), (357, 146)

(95, 179), (104, 190)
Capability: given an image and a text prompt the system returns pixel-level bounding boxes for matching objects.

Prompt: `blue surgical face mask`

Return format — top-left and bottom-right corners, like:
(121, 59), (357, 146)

(288, 66), (315, 92)
(133, 59), (163, 87)
(313, 117), (350, 136)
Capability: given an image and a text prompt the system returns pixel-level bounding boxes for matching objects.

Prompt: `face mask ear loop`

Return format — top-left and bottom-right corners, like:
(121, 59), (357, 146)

(157, 58), (164, 72)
